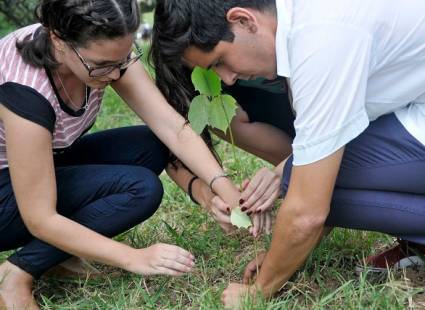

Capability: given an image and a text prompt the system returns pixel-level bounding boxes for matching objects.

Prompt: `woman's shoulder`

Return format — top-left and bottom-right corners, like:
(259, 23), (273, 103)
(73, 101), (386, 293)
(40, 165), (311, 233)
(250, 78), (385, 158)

(1, 24), (50, 97)
(0, 24), (41, 47)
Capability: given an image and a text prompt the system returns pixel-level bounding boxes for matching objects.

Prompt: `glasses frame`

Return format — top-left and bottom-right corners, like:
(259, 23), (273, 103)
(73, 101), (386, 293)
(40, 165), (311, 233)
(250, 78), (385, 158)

(69, 42), (143, 77)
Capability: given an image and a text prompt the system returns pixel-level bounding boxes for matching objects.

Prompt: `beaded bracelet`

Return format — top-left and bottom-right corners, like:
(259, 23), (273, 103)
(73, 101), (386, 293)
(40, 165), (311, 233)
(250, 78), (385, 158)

(187, 176), (200, 205)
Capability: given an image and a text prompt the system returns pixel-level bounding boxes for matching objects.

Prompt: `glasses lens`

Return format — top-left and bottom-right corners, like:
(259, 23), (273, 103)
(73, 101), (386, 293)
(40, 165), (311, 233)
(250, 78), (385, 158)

(90, 66), (116, 77)
(120, 55), (141, 69)
(88, 52), (142, 77)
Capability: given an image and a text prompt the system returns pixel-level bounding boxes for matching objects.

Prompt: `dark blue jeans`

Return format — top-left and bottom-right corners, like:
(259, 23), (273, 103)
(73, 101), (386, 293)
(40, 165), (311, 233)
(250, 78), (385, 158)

(282, 113), (425, 245)
(0, 126), (169, 278)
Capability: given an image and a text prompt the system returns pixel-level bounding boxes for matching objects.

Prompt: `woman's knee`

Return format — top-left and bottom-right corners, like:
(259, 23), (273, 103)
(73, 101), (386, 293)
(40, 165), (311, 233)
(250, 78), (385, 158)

(136, 126), (169, 175)
(142, 172), (164, 210)
(126, 167), (164, 217)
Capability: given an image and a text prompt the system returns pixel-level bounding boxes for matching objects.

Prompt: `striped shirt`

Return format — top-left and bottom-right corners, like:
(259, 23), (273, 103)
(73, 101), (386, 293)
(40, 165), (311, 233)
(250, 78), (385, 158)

(0, 24), (104, 169)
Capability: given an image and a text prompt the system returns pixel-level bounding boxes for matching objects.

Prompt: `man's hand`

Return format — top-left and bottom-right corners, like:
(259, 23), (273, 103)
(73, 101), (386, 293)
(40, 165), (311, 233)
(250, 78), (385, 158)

(222, 283), (254, 309)
(243, 251), (267, 284)
(253, 149), (345, 296)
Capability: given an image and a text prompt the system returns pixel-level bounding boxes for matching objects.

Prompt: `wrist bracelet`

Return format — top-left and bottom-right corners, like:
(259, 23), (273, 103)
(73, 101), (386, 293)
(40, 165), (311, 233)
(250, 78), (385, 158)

(188, 176), (200, 205)
(209, 173), (229, 195)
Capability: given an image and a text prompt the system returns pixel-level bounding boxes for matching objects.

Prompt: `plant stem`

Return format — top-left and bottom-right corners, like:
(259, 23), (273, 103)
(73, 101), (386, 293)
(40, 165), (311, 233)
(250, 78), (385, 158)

(218, 93), (260, 279)
(254, 236), (260, 277)
(219, 95), (245, 185)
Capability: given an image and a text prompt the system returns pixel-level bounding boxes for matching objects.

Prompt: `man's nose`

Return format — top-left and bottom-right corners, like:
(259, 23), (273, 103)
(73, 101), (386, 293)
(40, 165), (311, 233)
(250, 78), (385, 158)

(214, 67), (238, 86)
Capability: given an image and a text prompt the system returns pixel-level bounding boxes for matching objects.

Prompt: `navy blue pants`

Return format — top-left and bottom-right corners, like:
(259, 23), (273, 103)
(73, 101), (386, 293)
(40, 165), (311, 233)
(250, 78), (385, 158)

(282, 113), (425, 244)
(0, 126), (169, 278)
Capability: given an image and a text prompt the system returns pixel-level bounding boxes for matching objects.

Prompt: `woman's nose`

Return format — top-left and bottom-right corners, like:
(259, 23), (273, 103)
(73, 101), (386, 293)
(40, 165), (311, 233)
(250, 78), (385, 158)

(107, 67), (122, 81)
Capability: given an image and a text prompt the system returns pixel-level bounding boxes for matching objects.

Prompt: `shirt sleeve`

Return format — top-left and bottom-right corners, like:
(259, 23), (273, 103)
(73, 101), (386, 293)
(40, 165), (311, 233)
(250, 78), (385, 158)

(0, 82), (56, 133)
(289, 23), (373, 165)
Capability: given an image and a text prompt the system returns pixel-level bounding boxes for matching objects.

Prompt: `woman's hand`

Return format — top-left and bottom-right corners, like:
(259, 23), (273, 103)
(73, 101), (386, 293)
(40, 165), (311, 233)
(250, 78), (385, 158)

(207, 194), (273, 237)
(195, 173), (273, 236)
(240, 168), (282, 214)
(249, 212), (273, 238)
(207, 196), (236, 233)
(194, 179), (235, 233)
(127, 243), (195, 276)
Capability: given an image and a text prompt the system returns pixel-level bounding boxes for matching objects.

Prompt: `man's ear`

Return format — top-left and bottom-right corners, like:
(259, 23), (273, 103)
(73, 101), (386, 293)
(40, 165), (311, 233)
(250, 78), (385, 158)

(226, 7), (258, 33)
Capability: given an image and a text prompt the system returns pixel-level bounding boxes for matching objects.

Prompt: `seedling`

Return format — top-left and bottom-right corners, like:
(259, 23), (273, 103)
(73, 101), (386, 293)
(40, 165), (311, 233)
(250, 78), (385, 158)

(188, 66), (252, 228)
(188, 66), (264, 278)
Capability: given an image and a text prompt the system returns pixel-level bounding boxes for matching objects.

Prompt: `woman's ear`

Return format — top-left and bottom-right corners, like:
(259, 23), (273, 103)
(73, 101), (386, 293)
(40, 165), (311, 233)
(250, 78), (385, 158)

(226, 7), (258, 33)
(49, 31), (65, 53)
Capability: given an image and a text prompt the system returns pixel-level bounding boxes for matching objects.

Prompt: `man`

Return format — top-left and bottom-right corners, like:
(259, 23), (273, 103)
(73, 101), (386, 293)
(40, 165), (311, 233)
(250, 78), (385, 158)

(152, 0), (425, 307)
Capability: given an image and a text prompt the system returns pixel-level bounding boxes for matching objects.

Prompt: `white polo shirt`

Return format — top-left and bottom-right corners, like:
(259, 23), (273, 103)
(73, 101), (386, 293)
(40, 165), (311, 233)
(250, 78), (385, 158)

(276, 0), (425, 165)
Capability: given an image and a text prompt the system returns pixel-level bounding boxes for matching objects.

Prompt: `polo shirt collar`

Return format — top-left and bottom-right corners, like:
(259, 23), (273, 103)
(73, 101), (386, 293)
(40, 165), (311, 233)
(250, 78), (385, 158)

(275, 0), (293, 77)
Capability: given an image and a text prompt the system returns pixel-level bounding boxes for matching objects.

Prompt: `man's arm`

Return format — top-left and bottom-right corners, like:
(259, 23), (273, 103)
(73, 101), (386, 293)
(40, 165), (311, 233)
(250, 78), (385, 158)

(255, 148), (344, 296)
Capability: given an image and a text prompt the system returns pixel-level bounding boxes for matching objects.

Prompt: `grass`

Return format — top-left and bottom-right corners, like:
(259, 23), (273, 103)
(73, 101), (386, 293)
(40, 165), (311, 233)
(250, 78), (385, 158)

(1, 90), (425, 308)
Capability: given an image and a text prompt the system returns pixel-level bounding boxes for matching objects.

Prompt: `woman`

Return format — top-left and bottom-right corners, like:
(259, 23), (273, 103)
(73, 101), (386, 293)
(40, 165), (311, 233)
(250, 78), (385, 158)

(0, 1), (245, 308)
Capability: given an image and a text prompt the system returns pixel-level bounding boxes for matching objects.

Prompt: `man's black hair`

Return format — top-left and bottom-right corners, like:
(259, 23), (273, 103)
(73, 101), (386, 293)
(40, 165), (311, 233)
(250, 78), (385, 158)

(149, 0), (275, 166)
(150, 0), (276, 121)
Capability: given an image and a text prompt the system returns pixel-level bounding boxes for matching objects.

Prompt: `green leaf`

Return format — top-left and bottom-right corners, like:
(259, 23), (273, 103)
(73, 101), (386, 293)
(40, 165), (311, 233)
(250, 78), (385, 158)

(208, 95), (237, 133)
(209, 96), (229, 132)
(188, 95), (210, 134)
(231, 208), (252, 229)
(221, 94), (238, 124)
(191, 66), (222, 96)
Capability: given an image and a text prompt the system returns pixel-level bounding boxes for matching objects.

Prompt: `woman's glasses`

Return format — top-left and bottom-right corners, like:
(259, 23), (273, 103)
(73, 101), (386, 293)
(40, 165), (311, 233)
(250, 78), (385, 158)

(69, 43), (143, 77)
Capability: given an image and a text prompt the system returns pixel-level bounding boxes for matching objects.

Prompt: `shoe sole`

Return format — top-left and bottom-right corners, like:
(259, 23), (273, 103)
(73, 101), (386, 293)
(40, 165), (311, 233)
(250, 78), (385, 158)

(355, 256), (425, 276)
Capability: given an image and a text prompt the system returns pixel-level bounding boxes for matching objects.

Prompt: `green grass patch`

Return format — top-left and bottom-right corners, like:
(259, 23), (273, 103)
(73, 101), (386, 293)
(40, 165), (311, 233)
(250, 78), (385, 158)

(2, 88), (425, 309)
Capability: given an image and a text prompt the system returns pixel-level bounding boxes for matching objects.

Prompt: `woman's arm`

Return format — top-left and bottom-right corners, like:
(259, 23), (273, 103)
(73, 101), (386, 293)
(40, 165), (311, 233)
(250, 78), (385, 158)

(0, 105), (194, 276)
(112, 62), (241, 207)
(166, 162), (234, 232)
